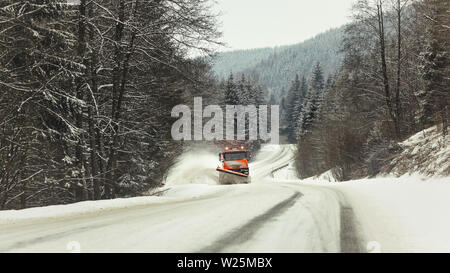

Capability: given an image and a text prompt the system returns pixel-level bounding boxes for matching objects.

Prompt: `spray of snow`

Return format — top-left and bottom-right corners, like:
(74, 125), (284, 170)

(164, 147), (219, 186)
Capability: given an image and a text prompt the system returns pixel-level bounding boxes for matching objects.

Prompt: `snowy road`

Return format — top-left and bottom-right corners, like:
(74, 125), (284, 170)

(3, 144), (448, 253)
(0, 145), (364, 253)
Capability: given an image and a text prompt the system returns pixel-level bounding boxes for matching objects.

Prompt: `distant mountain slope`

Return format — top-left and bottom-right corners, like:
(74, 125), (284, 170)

(212, 27), (345, 98)
(211, 47), (276, 78)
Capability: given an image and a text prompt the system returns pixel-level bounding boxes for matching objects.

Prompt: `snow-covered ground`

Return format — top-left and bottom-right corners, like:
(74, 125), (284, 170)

(384, 126), (449, 177)
(293, 176), (450, 253)
(0, 137), (449, 253)
(336, 176), (450, 253)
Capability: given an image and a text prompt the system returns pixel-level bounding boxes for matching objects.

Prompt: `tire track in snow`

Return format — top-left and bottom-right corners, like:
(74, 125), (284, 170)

(0, 192), (236, 252)
(340, 206), (365, 253)
(198, 192), (302, 253)
(326, 187), (366, 253)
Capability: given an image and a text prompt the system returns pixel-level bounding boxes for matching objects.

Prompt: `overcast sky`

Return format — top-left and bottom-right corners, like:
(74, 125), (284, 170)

(215, 0), (355, 51)
(68, 0), (355, 52)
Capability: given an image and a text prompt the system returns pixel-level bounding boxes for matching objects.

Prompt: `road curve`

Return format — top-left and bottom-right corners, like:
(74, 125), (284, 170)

(0, 145), (363, 253)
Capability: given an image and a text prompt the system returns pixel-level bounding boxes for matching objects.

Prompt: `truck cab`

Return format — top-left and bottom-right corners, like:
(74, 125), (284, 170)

(217, 146), (251, 184)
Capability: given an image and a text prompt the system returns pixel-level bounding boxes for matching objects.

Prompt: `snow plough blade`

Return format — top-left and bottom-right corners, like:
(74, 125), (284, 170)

(217, 167), (251, 184)
(216, 167), (249, 178)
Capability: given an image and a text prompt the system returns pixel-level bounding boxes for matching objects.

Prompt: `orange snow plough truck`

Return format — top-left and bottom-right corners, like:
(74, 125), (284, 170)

(217, 146), (251, 184)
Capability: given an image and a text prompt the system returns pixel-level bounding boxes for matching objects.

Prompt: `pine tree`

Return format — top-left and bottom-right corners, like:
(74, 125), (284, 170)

(311, 62), (325, 92)
(225, 73), (240, 105)
(238, 74), (253, 105)
(285, 75), (300, 137)
(296, 88), (316, 138)
(296, 69), (325, 140)
(254, 84), (266, 106)
(420, 0), (449, 136)
(269, 93), (277, 105)
(325, 73), (336, 91)
(291, 76), (309, 140)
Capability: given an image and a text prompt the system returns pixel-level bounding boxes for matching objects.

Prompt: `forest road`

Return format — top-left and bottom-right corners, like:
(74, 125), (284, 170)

(0, 145), (363, 253)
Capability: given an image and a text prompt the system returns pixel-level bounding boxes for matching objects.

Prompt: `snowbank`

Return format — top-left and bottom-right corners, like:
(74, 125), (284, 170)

(0, 184), (226, 227)
(385, 126), (449, 177)
(272, 163), (299, 181)
(162, 184), (228, 199)
(0, 196), (164, 226)
(301, 169), (340, 183)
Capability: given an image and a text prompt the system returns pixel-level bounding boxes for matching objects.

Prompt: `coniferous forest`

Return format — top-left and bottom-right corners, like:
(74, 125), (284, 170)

(291, 0), (449, 180)
(216, 0), (448, 181)
(0, 0), (224, 209)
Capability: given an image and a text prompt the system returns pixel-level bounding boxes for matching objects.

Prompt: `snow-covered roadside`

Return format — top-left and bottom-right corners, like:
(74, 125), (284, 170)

(283, 126), (450, 252)
(0, 196), (161, 226)
(337, 176), (450, 253)
(386, 126), (449, 177)
(298, 175), (450, 253)
(0, 184), (227, 227)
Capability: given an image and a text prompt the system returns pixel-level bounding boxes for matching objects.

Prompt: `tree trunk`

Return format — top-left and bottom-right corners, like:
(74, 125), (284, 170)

(105, 0), (126, 199)
(377, 1), (398, 139)
(395, 0), (402, 138)
(87, 3), (100, 200)
(76, 0), (88, 201)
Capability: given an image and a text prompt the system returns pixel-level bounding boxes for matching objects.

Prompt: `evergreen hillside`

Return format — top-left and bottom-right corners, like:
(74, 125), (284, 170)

(211, 47), (275, 78)
(212, 27), (345, 99)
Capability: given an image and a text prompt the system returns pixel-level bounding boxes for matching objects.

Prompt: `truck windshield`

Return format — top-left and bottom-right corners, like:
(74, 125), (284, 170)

(224, 152), (247, 161)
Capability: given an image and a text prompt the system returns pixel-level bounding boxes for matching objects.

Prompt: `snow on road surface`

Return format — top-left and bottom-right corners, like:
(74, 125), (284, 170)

(327, 176), (450, 253)
(0, 144), (449, 253)
(0, 145), (344, 253)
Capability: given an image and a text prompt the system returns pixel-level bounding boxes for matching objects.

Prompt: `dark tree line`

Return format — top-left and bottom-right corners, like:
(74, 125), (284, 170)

(290, 0), (448, 180)
(219, 72), (267, 151)
(0, 0), (220, 209)
(281, 62), (335, 143)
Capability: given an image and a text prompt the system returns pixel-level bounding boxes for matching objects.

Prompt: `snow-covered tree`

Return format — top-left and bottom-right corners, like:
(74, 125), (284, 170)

(225, 73), (240, 105)
(418, 0), (449, 136)
(0, 0), (222, 209)
(311, 62), (325, 92)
